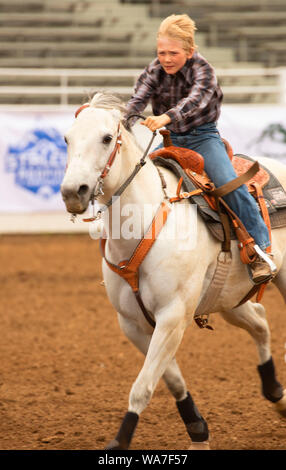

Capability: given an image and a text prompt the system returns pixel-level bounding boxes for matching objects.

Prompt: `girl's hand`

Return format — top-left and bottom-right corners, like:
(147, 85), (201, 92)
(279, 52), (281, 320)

(141, 114), (171, 132)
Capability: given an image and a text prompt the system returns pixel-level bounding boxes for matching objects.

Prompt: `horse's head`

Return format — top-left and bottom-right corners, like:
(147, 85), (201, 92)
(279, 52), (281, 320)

(61, 92), (126, 214)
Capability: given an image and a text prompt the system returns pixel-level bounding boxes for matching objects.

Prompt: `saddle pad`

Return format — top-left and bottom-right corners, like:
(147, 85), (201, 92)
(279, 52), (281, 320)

(233, 155), (270, 190)
(234, 154), (286, 214)
(152, 153), (286, 242)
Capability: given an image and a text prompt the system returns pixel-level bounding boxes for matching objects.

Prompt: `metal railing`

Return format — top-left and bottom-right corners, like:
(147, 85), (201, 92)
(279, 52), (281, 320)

(0, 67), (286, 106)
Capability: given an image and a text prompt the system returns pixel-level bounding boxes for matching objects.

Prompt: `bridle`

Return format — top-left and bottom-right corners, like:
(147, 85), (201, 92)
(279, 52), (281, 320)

(72, 105), (167, 329)
(90, 122), (122, 203)
(72, 105), (157, 222)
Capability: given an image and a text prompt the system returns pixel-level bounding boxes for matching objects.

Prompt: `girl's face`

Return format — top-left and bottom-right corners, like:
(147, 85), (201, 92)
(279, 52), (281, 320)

(157, 36), (193, 75)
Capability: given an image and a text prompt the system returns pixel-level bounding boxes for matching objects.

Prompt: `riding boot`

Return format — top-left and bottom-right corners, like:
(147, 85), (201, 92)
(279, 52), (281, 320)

(249, 253), (277, 284)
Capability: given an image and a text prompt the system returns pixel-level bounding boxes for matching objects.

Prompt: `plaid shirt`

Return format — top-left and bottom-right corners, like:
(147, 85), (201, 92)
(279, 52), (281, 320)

(126, 51), (223, 133)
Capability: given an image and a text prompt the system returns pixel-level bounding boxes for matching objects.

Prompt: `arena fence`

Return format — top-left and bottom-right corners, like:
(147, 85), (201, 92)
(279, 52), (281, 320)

(0, 67), (286, 106)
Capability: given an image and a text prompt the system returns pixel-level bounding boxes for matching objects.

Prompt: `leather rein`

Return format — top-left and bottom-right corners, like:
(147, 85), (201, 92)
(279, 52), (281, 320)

(73, 107), (164, 328)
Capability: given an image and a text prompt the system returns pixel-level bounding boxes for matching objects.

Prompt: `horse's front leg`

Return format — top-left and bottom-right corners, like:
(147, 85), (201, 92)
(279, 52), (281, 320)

(105, 298), (187, 450)
(110, 313), (209, 450)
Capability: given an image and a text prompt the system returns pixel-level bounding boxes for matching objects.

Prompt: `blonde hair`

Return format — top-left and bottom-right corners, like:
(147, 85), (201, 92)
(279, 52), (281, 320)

(157, 14), (197, 53)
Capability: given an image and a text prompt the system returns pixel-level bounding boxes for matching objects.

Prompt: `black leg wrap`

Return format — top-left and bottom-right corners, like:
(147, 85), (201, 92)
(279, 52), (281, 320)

(257, 356), (283, 403)
(105, 411), (139, 450)
(176, 392), (209, 442)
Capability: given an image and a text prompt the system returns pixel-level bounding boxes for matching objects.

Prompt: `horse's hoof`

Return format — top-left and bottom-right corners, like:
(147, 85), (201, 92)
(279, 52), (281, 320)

(104, 439), (121, 450)
(275, 389), (286, 417)
(188, 440), (210, 450)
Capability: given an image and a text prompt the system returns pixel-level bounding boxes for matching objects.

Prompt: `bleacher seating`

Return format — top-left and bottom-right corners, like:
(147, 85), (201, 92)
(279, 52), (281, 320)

(0, 0), (285, 105)
(0, 0), (238, 68)
(147, 0), (286, 65)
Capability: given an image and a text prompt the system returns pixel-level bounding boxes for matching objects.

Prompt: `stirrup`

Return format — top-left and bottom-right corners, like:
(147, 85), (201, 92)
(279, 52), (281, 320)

(253, 245), (277, 273)
(247, 245), (277, 285)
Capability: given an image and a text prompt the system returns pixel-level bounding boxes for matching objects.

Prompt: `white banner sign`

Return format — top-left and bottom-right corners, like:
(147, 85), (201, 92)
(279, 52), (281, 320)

(0, 110), (73, 213)
(218, 105), (286, 165)
(0, 105), (286, 214)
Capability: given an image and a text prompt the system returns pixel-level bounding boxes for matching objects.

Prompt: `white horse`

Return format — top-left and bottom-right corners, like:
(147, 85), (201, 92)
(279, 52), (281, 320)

(61, 92), (286, 450)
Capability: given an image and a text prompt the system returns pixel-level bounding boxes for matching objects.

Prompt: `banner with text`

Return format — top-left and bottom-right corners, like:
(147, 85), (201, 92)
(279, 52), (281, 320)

(0, 110), (73, 213)
(0, 106), (286, 213)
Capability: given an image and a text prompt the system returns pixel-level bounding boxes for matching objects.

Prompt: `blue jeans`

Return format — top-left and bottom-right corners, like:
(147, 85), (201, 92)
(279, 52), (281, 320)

(156, 122), (270, 250)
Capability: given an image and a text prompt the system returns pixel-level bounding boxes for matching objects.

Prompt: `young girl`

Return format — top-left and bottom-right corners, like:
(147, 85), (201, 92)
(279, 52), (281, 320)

(126, 13), (276, 284)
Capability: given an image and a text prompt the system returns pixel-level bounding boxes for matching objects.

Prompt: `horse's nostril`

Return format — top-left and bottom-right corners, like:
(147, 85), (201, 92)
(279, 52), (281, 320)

(78, 184), (89, 196)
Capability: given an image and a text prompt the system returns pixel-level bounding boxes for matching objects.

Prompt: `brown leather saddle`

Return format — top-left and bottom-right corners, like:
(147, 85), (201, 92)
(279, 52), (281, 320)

(149, 130), (286, 266)
(150, 129), (270, 205)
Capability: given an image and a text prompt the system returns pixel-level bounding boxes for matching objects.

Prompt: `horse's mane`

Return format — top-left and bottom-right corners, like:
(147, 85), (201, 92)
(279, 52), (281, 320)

(89, 91), (127, 117)
(88, 91), (140, 144)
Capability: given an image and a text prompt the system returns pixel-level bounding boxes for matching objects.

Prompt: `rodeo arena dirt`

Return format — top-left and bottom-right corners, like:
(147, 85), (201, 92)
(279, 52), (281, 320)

(1, 0), (286, 457)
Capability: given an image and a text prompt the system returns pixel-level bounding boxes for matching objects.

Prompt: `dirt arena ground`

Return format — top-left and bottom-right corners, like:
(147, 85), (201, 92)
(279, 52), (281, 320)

(1, 234), (286, 451)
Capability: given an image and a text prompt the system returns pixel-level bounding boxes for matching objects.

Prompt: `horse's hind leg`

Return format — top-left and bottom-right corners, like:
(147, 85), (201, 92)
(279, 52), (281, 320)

(273, 256), (286, 303)
(221, 301), (286, 416)
(271, 265), (286, 415)
(106, 312), (209, 450)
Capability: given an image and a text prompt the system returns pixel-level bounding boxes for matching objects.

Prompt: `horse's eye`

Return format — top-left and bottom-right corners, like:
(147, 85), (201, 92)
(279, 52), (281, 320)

(103, 134), (113, 145)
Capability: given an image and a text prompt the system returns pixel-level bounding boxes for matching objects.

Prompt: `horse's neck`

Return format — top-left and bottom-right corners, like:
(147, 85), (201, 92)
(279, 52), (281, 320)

(102, 128), (165, 260)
